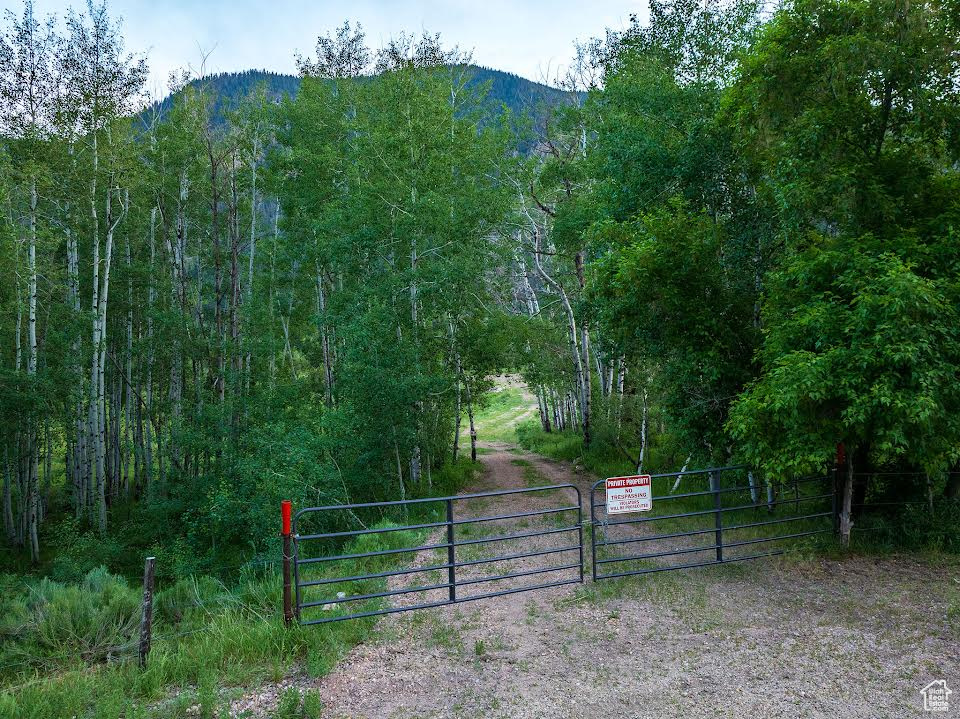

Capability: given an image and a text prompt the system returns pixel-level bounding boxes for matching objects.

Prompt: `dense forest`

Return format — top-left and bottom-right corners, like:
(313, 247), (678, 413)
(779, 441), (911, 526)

(1, 0), (959, 714)
(2, 0), (959, 571)
(148, 66), (573, 127)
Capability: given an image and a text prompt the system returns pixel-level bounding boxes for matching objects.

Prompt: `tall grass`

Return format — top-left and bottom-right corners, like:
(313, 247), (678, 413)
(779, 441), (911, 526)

(0, 459), (482, 718)
(1, 562), (371, 717)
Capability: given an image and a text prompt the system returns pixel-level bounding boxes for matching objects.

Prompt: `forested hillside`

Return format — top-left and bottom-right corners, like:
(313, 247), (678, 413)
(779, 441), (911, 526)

(148, 66), (572, 127)
(1, 1), (959, 716)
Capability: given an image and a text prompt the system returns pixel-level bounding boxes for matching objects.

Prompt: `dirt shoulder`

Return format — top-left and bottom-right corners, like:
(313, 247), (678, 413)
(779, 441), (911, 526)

(237, 442), (960, 719)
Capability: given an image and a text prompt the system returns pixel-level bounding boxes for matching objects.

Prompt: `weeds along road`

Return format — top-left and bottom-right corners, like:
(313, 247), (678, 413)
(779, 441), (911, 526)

(232, 440), (958, 719)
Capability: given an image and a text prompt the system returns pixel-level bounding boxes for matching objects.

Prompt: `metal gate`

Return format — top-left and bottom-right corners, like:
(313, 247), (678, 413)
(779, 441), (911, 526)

(291, 483), (583, 625)
(590, 465), (835, 580)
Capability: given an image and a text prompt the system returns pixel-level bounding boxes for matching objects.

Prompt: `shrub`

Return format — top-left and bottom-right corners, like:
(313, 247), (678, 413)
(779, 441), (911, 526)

(19, 567), (140, 665)
(895, 499), (960, 552)
(47, 519), (126, 583)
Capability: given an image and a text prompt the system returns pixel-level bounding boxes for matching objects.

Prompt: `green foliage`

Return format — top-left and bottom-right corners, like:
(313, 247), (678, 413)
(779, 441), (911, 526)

(725, 0), (960, 476)
(727, 0), (960, 237)
(589, 204), (758, 458)
(588, 0), (960, 479)
(729, 233), (960, 475)
(271, 688), (324, 719)
(862, 500), (960, 553)
(516, 423), (583, 463)
(155, 575), (231, 626)
(1, 567), (139, 670)
(273, 45), (517, 513)
(46, 519), (126, 583)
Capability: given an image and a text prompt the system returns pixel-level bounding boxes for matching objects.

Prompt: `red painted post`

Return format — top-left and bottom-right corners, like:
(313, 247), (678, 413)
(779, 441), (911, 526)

(281, 500), (294, 626)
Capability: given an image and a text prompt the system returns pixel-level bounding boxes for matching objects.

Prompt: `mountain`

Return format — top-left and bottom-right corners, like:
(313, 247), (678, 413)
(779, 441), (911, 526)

(147, 66), (573, 126)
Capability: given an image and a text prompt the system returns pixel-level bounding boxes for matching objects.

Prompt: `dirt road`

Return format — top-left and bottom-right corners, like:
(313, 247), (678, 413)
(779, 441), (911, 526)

(241, 442), (959, 719)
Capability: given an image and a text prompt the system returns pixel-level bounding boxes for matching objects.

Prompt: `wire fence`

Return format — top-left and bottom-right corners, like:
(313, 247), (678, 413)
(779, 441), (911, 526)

(0, 555), (288, 693)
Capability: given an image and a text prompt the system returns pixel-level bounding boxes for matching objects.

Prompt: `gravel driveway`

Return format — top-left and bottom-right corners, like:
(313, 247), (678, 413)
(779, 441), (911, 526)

(236, 442), (960, 719)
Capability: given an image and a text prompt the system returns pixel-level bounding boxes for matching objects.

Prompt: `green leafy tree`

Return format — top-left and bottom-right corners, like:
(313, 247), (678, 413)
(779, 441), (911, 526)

(726, 0), (960, 542)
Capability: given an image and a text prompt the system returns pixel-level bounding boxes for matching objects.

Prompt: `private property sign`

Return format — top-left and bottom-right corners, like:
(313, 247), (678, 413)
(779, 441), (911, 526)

(605, 475), (653, 514)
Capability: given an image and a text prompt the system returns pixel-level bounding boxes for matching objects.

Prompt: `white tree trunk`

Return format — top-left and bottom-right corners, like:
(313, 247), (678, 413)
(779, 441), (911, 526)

(463, 375), (477, 461)
(452, 329), (462, 461)
(124, 232), (133, 496)
(91, 186), (126, 533)
(144, 206), (156, 493)
(531, 227), (587, 441)
(27, 177), (39, 561)
(670, 454), (693, 494)
(245, 146), (258, 390)
(88, 132), (103, 527)
(636, 388), (648, 475)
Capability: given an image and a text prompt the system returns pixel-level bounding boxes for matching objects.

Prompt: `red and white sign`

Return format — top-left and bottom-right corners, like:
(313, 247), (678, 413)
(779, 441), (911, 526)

(605, 475), (652, 514)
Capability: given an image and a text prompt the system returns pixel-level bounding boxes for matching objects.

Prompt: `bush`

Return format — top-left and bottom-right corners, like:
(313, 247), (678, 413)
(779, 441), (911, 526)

(884, 499), (960, 552)
(47, 519), (126, 583)
(412, 458), (481, 499)
(14, 567), (140, 666)
(0, 575), (30, 645)
(516, 421), (582, 461)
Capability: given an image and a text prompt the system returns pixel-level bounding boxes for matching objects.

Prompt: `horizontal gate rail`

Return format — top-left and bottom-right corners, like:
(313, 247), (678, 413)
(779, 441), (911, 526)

(596, 549), (787, 581)
(298, 562), (451, 588)
(596, 543), (722, 564)
(292, 483), (583, 624)
(455, 562), (582, 587)
(455, 543), (581, 567)
(591, 466), (835, 580)
(590, 475), (829, 510)
(723, 529), (829, 549)
(596, 492), (835, 528)
(299, 581), (451, 609)
(296, 541), (452, 565)
(453, 523), (579, 547)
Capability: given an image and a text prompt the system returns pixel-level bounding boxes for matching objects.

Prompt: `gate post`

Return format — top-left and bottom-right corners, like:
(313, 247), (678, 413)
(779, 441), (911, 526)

(446, 498), (457, 603)
(710, 471), (723, 563)
(282, 500), (294, 626)
(589, 484), (596, 582)
(831, 468), (840, 536)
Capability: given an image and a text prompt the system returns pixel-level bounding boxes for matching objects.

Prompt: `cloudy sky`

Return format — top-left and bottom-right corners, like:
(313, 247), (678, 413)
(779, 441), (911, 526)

(14, 1), (646, 100)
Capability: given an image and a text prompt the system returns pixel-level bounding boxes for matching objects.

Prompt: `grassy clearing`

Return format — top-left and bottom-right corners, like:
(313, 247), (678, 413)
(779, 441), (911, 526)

(515, 423), (638, 482)
(473, 387), (536, 444)
(1, 461), (482, 719)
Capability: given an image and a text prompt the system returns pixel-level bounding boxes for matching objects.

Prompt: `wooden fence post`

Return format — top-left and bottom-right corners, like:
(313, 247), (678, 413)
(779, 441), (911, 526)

(138, 556), (156, 668)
